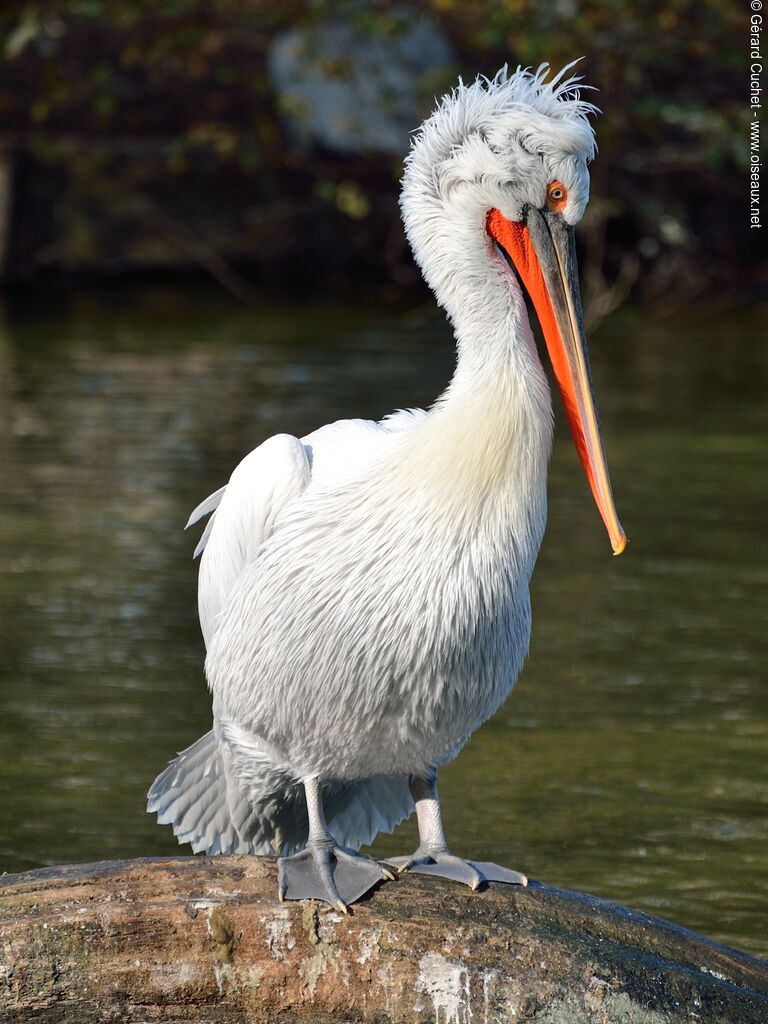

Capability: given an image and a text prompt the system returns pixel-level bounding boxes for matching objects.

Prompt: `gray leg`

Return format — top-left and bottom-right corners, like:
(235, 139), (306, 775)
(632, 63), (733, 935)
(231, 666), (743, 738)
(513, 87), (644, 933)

(385, 774), (528, 889)
(277, 777), (395, 911)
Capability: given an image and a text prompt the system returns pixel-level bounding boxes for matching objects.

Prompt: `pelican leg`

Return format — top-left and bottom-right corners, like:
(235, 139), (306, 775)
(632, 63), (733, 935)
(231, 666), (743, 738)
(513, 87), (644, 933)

(385, 774), (528, 889)
(277, 776), (395, 911)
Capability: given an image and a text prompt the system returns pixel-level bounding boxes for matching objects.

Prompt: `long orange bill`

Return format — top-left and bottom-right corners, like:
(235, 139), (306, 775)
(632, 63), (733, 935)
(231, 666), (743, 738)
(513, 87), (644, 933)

(487, 206), (627, 555)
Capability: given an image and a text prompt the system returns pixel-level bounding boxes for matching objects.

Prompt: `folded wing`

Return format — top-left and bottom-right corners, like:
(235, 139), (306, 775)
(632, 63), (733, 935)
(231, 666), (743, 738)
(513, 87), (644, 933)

(187, 410), (427, 648)
(192, 434), (312, 648)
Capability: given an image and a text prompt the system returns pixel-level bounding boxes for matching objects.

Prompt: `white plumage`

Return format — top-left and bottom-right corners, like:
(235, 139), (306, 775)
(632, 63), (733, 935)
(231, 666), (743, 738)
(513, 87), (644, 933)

(151, 409), (430, 854)
(149, 65), (621, 893)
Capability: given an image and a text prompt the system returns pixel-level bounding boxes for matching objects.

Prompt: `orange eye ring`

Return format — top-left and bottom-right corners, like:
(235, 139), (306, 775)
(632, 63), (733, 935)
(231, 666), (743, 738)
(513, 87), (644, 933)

(547, 181), (567, 211)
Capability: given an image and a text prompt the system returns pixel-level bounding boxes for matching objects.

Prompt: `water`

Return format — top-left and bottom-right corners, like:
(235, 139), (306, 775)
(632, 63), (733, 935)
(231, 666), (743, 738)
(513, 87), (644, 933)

(0, 286), (765, 958)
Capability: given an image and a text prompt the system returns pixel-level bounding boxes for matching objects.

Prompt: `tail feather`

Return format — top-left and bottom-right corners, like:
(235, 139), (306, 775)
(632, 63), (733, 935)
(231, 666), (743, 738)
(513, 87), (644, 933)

(149, 730), (415, 857)
(173, 782), (238, 852)
(219, 741), (284, 850)
(148, 731), (257, 855)
(326, 775), (414, 850)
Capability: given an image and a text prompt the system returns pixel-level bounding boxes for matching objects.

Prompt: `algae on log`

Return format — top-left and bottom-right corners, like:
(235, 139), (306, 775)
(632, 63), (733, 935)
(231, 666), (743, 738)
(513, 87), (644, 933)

(0, 857), (766, 1023)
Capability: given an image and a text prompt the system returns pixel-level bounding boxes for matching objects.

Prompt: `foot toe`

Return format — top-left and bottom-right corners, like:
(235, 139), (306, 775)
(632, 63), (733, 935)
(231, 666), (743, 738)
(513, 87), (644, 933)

(470, 861), (528, 886)
(416, 853), (483, 889)
(335, 849), (398, 884)
(380, 855), (412, 875)
(384, 851), (527, 890)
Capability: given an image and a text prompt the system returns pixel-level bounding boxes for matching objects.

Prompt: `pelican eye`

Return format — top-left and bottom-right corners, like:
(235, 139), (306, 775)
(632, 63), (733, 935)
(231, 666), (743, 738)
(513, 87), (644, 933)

(546, 181), (567, 210)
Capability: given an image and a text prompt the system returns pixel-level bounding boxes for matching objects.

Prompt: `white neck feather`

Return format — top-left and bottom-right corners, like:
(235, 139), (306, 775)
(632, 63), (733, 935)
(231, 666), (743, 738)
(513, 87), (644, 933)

(396, 186), (554, 574)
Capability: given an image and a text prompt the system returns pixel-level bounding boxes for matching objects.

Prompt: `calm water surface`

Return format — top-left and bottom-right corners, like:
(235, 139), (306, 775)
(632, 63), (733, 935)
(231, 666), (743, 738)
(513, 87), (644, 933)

(0, 287), (765, 958)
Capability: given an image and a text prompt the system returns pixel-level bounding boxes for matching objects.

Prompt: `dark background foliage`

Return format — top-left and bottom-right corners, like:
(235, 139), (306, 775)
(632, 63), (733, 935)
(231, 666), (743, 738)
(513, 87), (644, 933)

(0, 0), (759, 314)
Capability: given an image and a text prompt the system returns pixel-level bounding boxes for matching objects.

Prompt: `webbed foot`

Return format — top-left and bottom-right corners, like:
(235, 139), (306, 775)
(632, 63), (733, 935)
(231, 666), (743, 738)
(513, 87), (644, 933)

(386, 848), (527, 890)
(278, 842), (395, 911)
(393, 774), (528, 891)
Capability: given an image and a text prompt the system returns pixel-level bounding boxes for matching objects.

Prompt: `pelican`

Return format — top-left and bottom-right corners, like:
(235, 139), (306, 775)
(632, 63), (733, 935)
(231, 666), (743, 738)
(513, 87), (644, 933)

(148, 63), (626, 912)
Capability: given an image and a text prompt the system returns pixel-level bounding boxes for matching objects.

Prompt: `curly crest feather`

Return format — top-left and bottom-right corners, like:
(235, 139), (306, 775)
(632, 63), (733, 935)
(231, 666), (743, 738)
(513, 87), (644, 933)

(409, 61), (598, 168)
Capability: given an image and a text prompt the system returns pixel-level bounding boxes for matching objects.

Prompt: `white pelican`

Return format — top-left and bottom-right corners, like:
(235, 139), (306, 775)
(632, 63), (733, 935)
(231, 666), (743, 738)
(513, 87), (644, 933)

(148, 63), (626, 912)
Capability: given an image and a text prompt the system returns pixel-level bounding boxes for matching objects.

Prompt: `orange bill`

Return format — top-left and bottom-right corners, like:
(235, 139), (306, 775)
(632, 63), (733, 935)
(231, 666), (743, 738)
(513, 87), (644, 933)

(487, 206), (627, 555)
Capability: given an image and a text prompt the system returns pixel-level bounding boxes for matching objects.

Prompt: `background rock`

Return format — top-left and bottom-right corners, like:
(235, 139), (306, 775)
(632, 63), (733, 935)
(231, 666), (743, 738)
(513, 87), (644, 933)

(268, 11), (456, 156)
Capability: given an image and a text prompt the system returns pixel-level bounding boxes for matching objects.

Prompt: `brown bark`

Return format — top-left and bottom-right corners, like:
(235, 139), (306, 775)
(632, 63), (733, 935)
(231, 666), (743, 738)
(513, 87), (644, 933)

(0, 856), (766, 1023)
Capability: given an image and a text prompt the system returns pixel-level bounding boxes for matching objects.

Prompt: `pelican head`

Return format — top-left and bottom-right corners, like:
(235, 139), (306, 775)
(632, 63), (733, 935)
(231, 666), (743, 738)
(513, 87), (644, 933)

(400, 62), (626, 556)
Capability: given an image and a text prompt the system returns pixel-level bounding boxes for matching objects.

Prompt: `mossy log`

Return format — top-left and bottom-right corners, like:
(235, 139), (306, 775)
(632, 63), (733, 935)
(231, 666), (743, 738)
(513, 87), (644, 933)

(0, 856), (766, 1023)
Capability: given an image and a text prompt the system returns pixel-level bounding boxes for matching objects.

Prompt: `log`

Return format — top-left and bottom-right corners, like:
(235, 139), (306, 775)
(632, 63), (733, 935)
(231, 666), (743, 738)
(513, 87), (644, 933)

(0, 856), (766, 1023)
